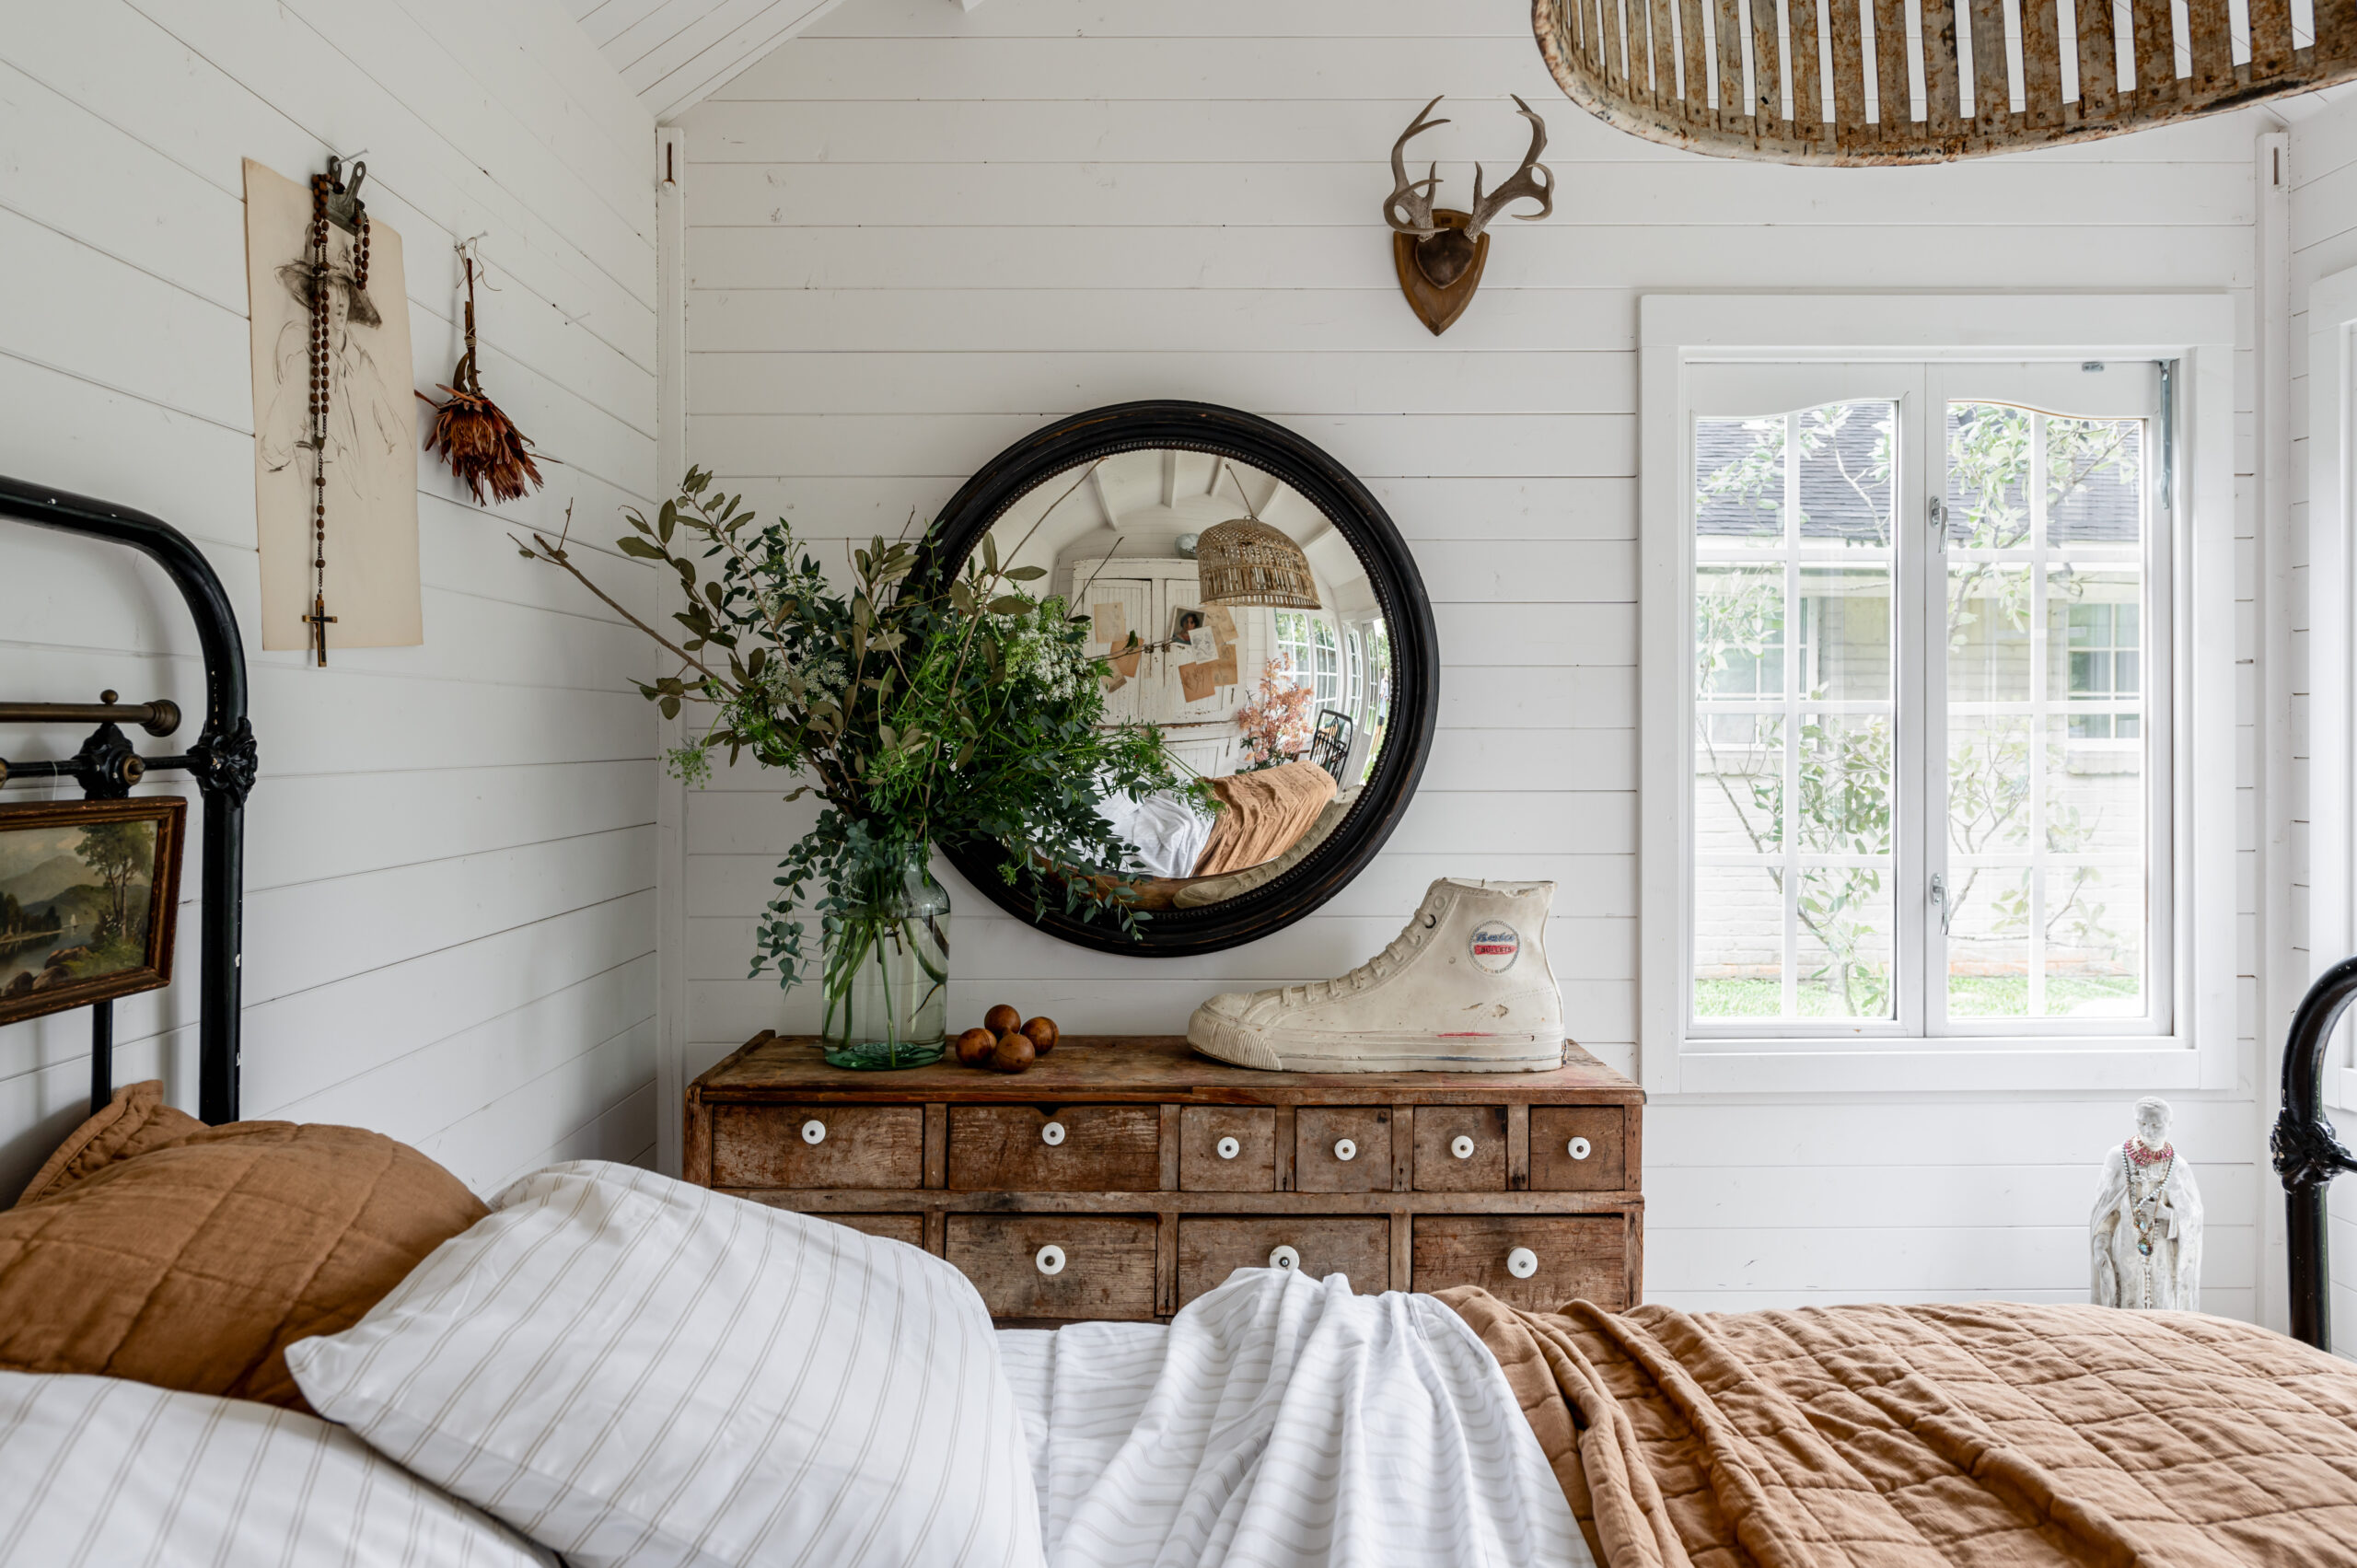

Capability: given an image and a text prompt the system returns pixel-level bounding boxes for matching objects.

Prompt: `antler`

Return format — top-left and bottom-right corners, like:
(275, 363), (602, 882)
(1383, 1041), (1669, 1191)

(1463, 95), (1554, 240)
(1384, 95), (1449, 238)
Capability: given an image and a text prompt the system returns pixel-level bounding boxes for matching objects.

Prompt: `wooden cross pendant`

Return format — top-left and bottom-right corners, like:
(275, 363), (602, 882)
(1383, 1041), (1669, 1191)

(304, 593), (338, 666)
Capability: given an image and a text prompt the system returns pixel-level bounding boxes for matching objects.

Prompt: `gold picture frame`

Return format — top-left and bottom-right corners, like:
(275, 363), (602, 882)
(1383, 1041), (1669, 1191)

(0, 796), (186, 1026)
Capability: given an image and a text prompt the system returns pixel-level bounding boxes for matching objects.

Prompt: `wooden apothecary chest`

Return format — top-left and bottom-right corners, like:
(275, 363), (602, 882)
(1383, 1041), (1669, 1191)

(685, 1033), (1643, 1321)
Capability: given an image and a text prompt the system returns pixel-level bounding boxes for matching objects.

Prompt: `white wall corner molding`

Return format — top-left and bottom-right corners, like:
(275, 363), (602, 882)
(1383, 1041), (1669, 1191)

(656, 124), (691, 1176)
(1638, 294), (2240, 1098)
(2308, 264), (2357, 1114)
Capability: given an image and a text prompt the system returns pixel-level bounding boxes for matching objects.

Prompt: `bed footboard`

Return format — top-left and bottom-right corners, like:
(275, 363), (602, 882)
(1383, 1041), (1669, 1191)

(2273, 955), (2357, 1349)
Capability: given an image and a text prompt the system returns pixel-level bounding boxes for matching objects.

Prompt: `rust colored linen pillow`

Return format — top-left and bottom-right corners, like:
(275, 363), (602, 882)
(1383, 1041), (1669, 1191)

(0, 1082), (486, 1411)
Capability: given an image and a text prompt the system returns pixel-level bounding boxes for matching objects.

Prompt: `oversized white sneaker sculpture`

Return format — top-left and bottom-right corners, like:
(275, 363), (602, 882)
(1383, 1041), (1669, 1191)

(1187, 877), (1564, 1072)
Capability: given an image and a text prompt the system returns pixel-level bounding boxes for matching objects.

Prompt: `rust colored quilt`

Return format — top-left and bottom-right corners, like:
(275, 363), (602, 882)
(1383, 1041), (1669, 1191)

(1441, 1289), (2357, 1568)
(1191, 760), (1336, 877)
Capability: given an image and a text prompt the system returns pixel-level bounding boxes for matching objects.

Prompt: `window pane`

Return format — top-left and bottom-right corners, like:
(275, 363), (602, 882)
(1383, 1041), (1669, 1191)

(1945, 865), (2030, 1016)
(2047, 416), (2142, 546)
(1799, 567), (1891, 701)
(1947, 713), (2032, 853)
(1946, 403), (2032, 548)
(1696, 567), (1784, 696)
(1947, 564), (2033, 703)
(1695, 418), (1786, 548)
(1942, 403), (2147, 1022)
(1797, 866), (1893, 1017)
(1795, 403), (1893, 546)
(1693, 400), (1897, 1024)
(1696, 713), (1784, 851)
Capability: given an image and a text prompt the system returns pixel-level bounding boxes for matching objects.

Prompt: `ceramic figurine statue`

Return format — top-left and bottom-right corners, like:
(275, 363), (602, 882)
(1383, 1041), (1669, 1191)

(1188, 877), (1563, 1072)
(2090, 1097), (2202, 1312)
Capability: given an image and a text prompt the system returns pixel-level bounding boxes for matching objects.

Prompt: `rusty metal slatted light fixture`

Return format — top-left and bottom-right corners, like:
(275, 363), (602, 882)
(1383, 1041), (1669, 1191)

(1533, 0), (2357, 163)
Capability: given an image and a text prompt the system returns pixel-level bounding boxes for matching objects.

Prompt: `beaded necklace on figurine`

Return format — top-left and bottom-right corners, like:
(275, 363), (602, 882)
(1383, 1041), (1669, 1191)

(2124, 1137), (2175, 1307)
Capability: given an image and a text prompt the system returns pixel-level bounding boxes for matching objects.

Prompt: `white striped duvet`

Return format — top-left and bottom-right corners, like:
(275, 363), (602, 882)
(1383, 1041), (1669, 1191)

(997, 1268), (1593, 1568)
(0, 1371), (556, 1567)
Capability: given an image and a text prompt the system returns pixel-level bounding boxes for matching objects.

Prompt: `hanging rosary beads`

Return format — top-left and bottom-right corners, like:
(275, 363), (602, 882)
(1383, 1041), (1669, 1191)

(303, 161), (368, 664)
(2121, 1132), (2168, 1263)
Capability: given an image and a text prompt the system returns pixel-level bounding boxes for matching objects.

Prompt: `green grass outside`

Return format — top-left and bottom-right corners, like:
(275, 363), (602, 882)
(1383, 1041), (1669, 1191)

(1693, 971), (2140, 1019)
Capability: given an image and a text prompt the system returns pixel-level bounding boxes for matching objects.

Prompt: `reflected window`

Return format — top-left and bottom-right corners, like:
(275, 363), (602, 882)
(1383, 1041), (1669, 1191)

(1275, 612), (1343, 707)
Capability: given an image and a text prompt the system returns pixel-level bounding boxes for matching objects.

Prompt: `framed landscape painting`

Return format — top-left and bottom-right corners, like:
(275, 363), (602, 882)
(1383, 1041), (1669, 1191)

(0, 797), (186, 1026)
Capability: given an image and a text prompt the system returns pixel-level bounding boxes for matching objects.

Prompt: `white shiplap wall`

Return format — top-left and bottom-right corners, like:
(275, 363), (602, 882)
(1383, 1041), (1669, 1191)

(563, 0), (849, 123)
(679, 0), (2288, 1315)
(0, 0), (662, 1200)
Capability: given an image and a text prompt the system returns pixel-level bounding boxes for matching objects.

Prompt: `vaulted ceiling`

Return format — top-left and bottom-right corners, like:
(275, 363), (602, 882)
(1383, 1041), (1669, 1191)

(561, 0), (851, 124)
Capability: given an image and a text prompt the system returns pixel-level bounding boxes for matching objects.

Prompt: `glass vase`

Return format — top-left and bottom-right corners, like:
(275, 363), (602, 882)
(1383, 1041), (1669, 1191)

(819, 853), (950, 1069)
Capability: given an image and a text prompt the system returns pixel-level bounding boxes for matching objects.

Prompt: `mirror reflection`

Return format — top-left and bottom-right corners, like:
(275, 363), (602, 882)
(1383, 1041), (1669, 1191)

(970, 447), (1395, 910)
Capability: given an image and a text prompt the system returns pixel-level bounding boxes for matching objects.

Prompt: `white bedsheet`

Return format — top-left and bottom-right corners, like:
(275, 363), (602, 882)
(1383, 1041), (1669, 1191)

(995, 1268), (1592, 1568)
(1095, 787), (1214, 878)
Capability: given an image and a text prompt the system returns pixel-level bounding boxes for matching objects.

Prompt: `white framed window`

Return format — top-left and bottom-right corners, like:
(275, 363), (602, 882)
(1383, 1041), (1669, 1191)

(1273, 612), (1343, 709)
(1344, 627), (1365, 722)
(1642, 296), (2236, 1095)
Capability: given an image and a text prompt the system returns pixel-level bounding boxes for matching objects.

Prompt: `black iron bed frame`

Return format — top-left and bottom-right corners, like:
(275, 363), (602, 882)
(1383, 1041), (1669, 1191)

(0, 475), (252, 1126)
(7, 472), (2357, 1352)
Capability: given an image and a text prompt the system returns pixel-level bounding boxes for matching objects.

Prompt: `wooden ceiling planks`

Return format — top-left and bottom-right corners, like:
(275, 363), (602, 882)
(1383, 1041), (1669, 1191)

(1534, 0), (2357, 162)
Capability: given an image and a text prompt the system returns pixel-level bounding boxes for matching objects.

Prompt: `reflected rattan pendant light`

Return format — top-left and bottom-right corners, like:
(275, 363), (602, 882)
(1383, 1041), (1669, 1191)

(1196, 469), (1320, 610)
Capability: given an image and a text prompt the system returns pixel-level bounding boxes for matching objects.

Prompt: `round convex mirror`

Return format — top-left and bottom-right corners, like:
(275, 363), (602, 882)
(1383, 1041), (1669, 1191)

(917, 401), (1437, 955)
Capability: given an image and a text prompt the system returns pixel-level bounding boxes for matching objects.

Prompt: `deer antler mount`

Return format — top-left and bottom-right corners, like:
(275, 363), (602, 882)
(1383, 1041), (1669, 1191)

(1384, 95), (1555, 336)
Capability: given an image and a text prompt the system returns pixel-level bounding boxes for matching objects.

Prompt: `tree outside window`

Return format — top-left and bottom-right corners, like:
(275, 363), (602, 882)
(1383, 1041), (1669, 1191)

(1690, 397), (2146, 1026)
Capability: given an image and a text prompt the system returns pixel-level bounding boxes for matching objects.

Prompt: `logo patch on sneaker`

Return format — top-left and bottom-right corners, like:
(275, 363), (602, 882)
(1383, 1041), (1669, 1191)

(1469, 922), (1520, 973)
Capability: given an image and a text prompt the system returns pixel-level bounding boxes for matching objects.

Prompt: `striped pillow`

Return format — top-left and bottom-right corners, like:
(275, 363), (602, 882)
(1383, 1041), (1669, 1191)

(287, 1161), (1044, 1568)
(0, 1371), (555, 1565)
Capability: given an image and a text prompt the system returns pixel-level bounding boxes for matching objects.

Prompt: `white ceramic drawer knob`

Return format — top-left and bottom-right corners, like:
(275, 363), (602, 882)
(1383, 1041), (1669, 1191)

(1451, 1134), (1476, 1160)
(1333, 1137), (1358, 1163)
(800, 1119), (826, 1145)
(1569, 1136), (1593, 1161)
(1507, 1247), (1539, 1280)
(1269, 1245), (1300, 1271)
(1216, 1135), (1241, 1160)
(1035, 1244), (1066, 1276)
(1041, 1121), (1066, 1146)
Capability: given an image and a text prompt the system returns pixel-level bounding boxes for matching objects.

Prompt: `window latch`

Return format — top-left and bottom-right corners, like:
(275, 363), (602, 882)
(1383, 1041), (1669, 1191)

(1929, 872), (1952, 936)
(1928, 494), (1946, 546)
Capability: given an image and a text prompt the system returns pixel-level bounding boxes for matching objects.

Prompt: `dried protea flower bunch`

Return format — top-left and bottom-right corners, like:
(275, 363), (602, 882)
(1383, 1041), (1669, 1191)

(418, 251), (543, 505)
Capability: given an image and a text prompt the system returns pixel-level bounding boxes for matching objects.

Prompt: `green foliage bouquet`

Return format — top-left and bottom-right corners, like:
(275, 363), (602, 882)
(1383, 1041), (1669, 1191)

(518, 469), (1198, 1065)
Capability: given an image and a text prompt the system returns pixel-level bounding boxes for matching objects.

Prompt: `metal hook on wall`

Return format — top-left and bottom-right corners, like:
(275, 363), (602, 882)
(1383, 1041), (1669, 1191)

(321, 150), (369, 235)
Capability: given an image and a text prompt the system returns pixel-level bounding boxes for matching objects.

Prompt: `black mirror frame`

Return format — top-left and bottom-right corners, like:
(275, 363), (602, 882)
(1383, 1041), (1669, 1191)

(916, 401), (1439, 958)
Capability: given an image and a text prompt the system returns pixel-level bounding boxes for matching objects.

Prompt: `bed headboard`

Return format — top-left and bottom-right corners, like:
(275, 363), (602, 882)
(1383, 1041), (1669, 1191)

(0, 473), (251, 1124)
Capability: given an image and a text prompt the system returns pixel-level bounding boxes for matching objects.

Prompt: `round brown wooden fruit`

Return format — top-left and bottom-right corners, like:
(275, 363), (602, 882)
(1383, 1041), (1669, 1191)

(990, 1031), (1036, 1074)
(953, 1027), (997, 1067)
(983, 1003), (1021, 1037)
(1020, 1016), (1059, 1055)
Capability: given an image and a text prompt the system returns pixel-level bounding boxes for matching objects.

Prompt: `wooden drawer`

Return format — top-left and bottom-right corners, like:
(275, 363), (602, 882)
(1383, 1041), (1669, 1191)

(947, 1105), (1161, 1191)
(1177, 1217), (1389, 1307)
(1413, 1105), (1507, 1191)
(1179, 1107), (1276, 1191)
(1531, 1107), (1627, 1191)
(1295, 1108), (1392, 1192)
(710, 1105), (923, 1189)
(946, 1214), (1159, 1320)
(816, 1214), (924, 1249)
(1411, 1216), (1631, 1311)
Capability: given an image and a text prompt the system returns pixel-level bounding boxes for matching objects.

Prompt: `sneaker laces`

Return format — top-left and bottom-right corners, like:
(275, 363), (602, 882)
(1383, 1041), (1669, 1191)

(1300, 894), (1448, 1004)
